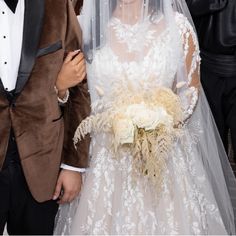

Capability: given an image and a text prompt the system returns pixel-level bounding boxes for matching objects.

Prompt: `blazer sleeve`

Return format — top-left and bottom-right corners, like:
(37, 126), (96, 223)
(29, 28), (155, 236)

(61, 0), (91, 168)
(186, 0), (228, 16)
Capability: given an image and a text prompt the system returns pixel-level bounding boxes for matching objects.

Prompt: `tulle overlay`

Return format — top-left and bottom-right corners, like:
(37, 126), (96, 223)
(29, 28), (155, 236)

(54, 0), (236, 234)
(56, 118), (226, 235)
(55, 95), (236, 235)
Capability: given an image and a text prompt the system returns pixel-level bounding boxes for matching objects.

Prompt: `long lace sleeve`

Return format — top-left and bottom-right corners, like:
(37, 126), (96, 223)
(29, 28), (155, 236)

(176, 13), (201, 123)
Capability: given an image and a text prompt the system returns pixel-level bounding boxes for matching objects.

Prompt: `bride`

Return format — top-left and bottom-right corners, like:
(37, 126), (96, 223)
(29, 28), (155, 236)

(55, 0), (236, 234)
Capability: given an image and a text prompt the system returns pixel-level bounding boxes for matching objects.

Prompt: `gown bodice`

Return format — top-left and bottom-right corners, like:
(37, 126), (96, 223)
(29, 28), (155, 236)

(86, 14), (189, 109)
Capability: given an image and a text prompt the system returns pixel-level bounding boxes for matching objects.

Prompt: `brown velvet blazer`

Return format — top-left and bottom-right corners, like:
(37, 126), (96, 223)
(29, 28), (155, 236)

(0, 0), (90, 203)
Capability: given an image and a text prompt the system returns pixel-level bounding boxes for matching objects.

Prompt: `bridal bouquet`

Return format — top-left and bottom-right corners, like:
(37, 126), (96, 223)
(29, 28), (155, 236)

(74, 82), (184, 186)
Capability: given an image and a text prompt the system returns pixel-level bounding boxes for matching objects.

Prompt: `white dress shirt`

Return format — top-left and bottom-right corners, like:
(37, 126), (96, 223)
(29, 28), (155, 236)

(0, 0), (85, 173)
(0, 0), (24, 91)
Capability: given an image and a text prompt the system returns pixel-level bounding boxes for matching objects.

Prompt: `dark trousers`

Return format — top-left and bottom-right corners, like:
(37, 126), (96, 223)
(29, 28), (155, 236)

(201, 68), (236, 161)
(0, 132), (58, 235)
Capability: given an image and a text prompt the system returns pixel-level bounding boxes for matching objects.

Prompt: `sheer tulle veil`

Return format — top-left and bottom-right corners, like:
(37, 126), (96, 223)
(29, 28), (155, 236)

(55, 0), (236, 234)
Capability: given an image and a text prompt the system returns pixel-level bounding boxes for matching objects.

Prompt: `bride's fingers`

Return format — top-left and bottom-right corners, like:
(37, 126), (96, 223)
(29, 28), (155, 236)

(64, 50), (80, 63)
(71, 52), (84, 66)
(77, 72), (87, 83)
(76, 67), (86, 81)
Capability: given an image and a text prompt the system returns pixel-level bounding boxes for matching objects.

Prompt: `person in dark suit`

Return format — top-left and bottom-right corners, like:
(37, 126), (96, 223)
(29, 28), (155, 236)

(186, 0), (236, 160)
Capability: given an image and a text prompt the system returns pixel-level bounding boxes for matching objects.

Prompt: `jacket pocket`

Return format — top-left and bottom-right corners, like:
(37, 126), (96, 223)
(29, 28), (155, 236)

(52, 113), (63, 122)
(37, 40), (62, 58)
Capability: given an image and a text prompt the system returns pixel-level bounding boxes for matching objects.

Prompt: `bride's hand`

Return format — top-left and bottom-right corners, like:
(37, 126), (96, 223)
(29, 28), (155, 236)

(56, 50), (86, 98)
(52, 169), (82, 204)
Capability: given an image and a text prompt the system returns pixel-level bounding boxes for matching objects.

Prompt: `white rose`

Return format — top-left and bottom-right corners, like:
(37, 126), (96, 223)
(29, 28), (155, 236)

(112, 116), (135, 145)
(153, 107), (174, 128)
(125, 103), (173, 131)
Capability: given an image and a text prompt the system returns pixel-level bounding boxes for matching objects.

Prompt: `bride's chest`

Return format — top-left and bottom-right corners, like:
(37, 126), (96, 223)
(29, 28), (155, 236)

(87, 32), (178, 99)
(93, 42), (177, 86)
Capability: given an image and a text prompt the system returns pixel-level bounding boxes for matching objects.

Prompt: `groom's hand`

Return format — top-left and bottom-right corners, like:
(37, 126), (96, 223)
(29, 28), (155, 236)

(53, 169), (82, 204)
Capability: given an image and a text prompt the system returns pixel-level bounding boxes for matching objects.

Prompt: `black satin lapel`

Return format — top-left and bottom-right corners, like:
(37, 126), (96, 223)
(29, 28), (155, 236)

(0, 79), (7, 99)
(15, 0), (45, 95)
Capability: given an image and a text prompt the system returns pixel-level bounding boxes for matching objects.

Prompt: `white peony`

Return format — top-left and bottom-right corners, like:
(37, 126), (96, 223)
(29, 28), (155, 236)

(112, 116), (135, 145)
(125, 103), (173, 131)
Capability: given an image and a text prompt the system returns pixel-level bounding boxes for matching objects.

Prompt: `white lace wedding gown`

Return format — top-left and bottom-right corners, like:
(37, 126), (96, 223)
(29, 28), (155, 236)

(55, 13), (234, 235)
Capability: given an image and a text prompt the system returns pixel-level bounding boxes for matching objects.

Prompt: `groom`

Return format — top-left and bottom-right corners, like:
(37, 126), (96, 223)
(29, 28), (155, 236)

(0, 0), (90, 235)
